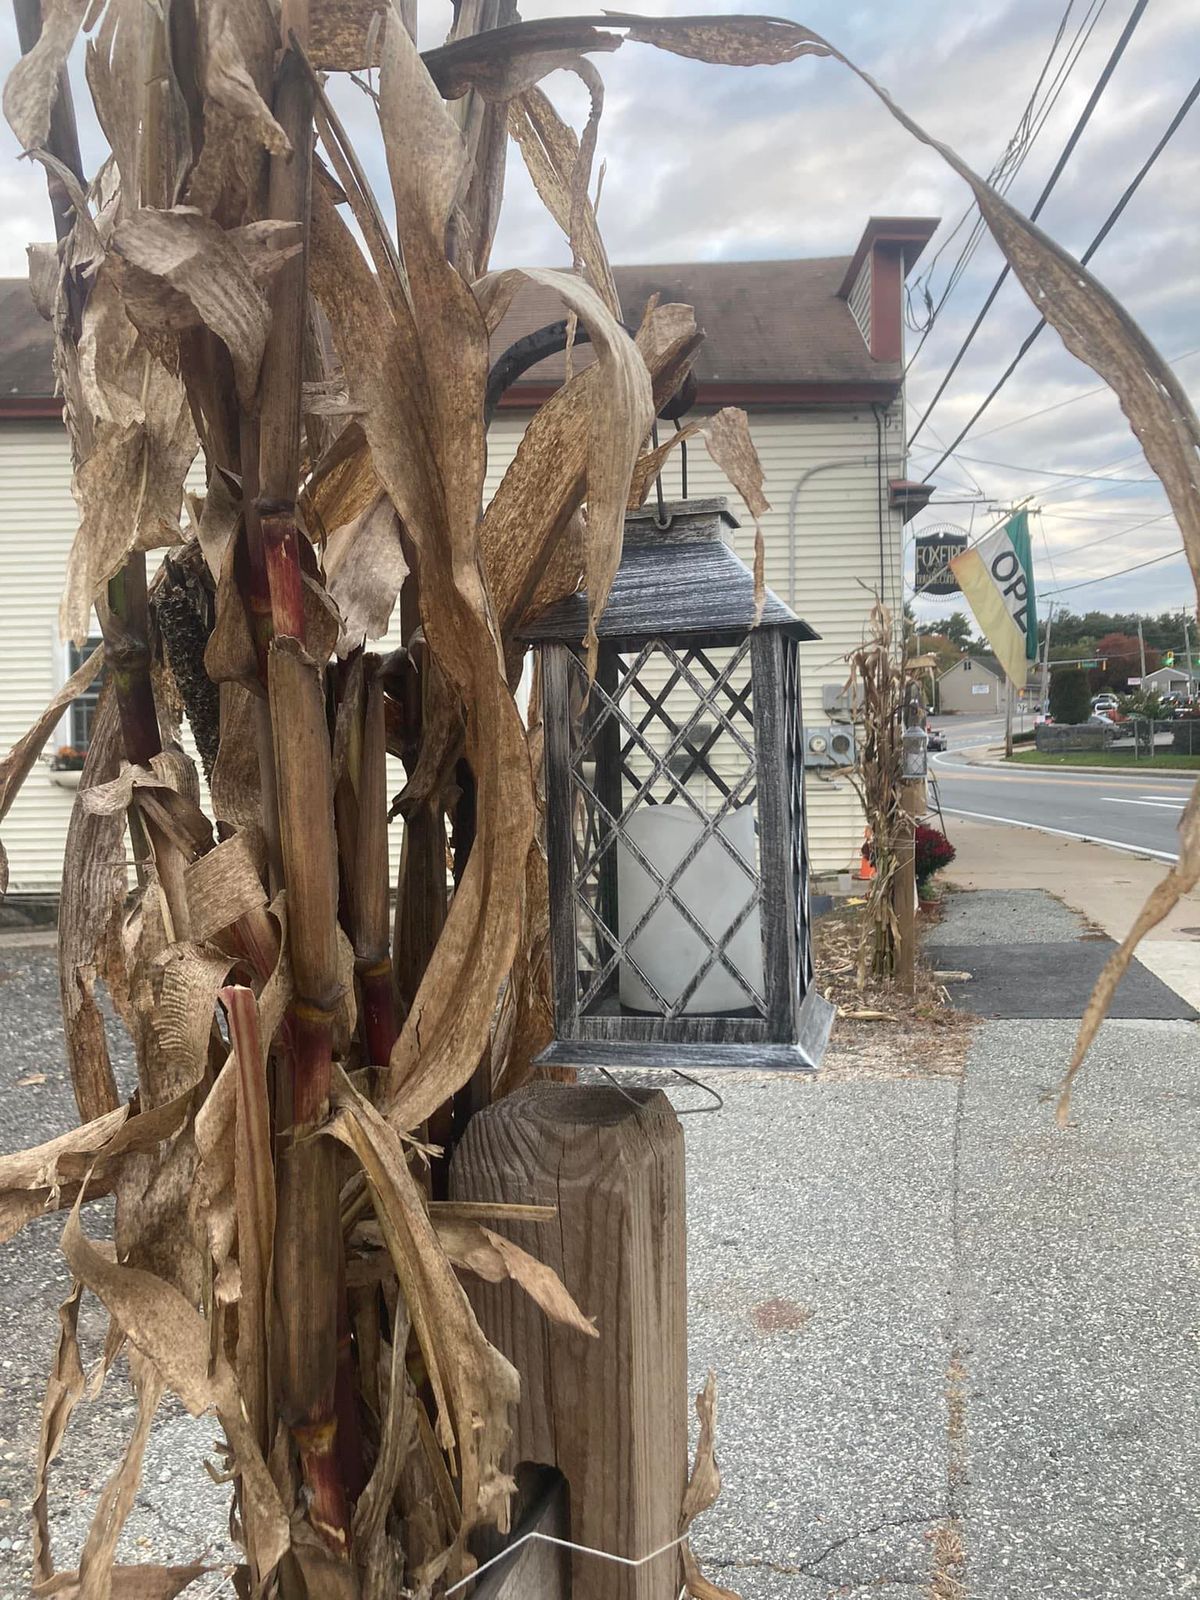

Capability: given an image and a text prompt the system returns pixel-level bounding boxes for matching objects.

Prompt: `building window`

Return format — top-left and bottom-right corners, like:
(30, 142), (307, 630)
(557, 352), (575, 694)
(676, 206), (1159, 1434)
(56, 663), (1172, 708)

(67, 636), (104, 749)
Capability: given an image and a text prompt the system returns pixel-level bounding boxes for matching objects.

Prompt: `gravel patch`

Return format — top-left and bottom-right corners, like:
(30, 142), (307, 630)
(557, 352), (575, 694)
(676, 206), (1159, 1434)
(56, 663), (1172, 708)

(929, 888), (1090, 947)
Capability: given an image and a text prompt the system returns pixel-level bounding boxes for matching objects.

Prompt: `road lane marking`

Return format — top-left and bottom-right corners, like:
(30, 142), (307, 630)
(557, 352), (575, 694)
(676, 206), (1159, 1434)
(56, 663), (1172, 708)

(1104, 798), (1187, 810)
(940, 807), (1179, 863)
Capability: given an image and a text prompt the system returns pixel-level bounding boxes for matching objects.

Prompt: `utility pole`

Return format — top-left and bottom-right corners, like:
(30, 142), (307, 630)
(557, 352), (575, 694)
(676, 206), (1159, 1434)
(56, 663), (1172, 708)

(1185, 614), (1193, 691)
(1138, 616), (1147, 679)
(1005, 678), (1014, 757)
(1039, 602), (1055, 714)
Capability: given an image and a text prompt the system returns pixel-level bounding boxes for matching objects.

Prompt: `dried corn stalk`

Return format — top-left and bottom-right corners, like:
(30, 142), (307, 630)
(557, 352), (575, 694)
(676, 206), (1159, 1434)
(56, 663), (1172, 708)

(2, 5), (1197, 1597)
(843, 603), (907, 983)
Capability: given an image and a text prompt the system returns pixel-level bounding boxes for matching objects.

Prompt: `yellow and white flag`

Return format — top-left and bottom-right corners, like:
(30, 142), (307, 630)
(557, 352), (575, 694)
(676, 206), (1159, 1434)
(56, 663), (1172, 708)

(949, 514), (1036, 687)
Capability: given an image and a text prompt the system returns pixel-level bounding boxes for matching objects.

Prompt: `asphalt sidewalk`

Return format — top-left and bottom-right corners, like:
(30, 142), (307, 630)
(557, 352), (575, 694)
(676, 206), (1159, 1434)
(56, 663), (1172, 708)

(944, 814), (1200, 1008)
(0, 864), (1197, 1598)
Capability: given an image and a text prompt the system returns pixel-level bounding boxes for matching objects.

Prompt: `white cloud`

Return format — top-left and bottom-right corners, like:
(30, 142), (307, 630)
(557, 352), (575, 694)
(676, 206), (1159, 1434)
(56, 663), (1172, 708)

(1, 0), (1196, 610)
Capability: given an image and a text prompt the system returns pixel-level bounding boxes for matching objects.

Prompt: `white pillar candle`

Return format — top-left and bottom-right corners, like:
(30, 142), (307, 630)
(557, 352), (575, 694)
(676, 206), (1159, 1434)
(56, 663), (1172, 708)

(617, 803), (764, 1014)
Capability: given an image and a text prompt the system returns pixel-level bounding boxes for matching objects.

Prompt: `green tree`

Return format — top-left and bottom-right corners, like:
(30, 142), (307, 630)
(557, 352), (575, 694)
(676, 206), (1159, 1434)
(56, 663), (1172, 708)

(942, 611), (974, 650)
(1049, 666), (1092, 724)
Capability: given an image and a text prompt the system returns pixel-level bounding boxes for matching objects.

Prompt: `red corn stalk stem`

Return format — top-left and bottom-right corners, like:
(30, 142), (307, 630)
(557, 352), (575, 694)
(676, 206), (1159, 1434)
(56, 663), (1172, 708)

(334, 1247), (368, 1505)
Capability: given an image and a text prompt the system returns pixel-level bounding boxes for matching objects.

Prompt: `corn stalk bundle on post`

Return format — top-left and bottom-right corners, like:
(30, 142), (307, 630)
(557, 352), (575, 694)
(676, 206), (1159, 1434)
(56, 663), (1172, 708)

(2, 3), (1199, 1595)
(845, 602), (907, 984)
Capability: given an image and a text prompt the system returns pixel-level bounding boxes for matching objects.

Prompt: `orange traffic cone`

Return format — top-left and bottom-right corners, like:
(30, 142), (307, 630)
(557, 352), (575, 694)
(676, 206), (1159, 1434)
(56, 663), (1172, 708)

(857, 826), (876, 881)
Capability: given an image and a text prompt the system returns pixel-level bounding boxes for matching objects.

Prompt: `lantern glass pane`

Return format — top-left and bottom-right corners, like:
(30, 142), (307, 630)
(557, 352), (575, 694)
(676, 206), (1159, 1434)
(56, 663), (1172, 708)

(565, 637), (766, 1021)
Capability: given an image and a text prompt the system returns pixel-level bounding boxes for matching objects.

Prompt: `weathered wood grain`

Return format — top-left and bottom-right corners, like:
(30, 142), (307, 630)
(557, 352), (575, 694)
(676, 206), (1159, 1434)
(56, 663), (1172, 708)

(451, 1085), (687, 1600)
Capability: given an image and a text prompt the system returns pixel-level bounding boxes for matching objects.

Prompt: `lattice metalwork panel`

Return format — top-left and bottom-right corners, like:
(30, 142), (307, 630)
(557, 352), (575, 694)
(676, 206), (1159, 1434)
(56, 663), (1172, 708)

(784, 639), (812, 992)
(565, 638), (766, 1021)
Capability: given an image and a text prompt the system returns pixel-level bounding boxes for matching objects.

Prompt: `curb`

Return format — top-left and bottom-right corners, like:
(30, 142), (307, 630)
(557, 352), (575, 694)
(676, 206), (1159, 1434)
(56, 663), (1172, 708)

(995, 760), (1199, 777)
(947, 751), (1197, 777)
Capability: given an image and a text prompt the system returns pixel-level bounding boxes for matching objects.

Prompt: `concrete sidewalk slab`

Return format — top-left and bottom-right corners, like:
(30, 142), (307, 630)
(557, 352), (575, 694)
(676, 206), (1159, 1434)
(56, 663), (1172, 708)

(943, 818), (1200, 946)
(957, 1019), (1200, 1599)
(684, 1077), (957, 1595)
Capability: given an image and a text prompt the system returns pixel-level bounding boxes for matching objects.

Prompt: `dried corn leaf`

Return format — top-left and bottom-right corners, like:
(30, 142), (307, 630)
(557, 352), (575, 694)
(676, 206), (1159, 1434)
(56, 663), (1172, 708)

(476, 265), (650, 669)
(611, 13), (829, 68)
(508, 85), (619, 317)
(311, 24), (535, 1130)
(58, 686), (124, 1122)
(2, 0), (88, 150)
(328, 1070), (519, 1548)
(324, 492), (409, 655)
(148, 943), (236, 1106)
(201, 0), (287, 155)
(0, 1093), (190, 1245)
(183, 830), (268, 945)
(222, 986), (275, 1451)
(308, 0), (385, 70)
(76, 1352), (165, 1593)
(33, 1565), (215, 1599)
(435, 1216), (597, 1338)
(482, 297), (698, 638)
(183, 0), (284, 224)
(31, 1282), (86, 1587)
(61, 1201), (290, 1583)
(1056, 786), (1200, 1124)
(678, 1373), (741, 1600)
(422, 20), (622, 100)
(113, 209), (298, 405)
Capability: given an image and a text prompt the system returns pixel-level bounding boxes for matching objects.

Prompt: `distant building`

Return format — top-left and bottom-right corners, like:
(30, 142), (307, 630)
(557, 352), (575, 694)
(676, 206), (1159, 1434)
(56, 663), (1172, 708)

(936, 655), (1009, 714)
(1140, 665), (1193, 696)
(0, 216), (938, 889)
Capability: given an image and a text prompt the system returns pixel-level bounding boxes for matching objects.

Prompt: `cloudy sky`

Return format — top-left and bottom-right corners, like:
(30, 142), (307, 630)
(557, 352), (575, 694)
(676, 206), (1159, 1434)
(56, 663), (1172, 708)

(1, 0), (1197, 624)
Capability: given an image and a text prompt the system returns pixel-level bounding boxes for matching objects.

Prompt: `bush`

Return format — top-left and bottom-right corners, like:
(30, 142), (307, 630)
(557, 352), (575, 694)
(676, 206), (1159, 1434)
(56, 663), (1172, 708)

(1119, 689), (1171, 720)
(1049, 666), (1092, 724)
(915, 823), (956, 884)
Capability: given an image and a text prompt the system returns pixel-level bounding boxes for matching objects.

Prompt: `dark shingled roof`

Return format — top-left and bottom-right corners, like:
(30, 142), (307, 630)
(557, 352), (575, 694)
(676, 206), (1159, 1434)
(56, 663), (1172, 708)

(0, 253), (896, 403)
(0, 278), (57, 399)
(490, 256), (896, 392)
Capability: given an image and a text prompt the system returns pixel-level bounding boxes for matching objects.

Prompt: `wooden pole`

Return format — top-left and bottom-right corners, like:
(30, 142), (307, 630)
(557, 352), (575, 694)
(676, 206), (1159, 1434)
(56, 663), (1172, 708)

(451, 1084), (688, 1600)
(896, 779), (919, 992)
(1004, 684), (1013, 758)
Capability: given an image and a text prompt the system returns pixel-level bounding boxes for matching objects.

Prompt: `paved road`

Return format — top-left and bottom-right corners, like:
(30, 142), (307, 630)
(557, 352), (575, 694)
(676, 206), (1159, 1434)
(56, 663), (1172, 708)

(929, 719), (1191, 863)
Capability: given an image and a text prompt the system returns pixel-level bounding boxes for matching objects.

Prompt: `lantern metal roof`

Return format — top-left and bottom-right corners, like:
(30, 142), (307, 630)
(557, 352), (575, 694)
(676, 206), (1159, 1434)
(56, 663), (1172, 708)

(517, 498), (819, 646)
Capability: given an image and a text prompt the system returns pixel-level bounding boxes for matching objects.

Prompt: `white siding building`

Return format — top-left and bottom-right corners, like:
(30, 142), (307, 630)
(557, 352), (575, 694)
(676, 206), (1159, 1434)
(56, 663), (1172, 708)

(0, 217), (936, 893)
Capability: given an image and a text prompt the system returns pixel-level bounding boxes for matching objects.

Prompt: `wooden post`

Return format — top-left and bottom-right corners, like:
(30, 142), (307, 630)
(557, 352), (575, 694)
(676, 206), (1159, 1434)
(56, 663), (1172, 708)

(450, 1084), (688, 1600)
(896, 780), (920, 991)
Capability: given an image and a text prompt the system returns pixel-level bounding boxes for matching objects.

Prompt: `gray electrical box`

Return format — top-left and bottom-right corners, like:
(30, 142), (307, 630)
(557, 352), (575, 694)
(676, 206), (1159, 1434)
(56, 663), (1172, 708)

(802, 724), (857, 769)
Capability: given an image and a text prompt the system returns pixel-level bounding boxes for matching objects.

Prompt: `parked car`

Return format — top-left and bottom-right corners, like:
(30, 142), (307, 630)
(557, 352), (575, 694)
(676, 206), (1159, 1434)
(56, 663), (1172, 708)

(1092, 693), (1120, 712)
(926, 727), (947, 753)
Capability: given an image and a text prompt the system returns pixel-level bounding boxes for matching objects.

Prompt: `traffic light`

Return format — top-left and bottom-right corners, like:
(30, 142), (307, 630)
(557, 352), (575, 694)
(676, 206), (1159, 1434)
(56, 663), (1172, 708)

(1165, 651), (1175, 667)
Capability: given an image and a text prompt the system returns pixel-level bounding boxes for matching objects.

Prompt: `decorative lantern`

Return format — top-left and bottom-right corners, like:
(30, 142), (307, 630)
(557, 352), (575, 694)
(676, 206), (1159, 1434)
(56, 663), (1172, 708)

(520, 497), (835, 1072)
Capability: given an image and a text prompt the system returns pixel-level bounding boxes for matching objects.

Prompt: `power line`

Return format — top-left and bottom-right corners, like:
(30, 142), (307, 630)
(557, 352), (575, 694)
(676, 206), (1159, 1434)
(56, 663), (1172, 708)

(1041, 546), (1184, 596)
(967, 346), (1200, 441)
(910, 446), (1156, 484)
(907, 0), (1151, 450)
(905, 0), (1110, 366)
(919, 68), (1200, 481)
